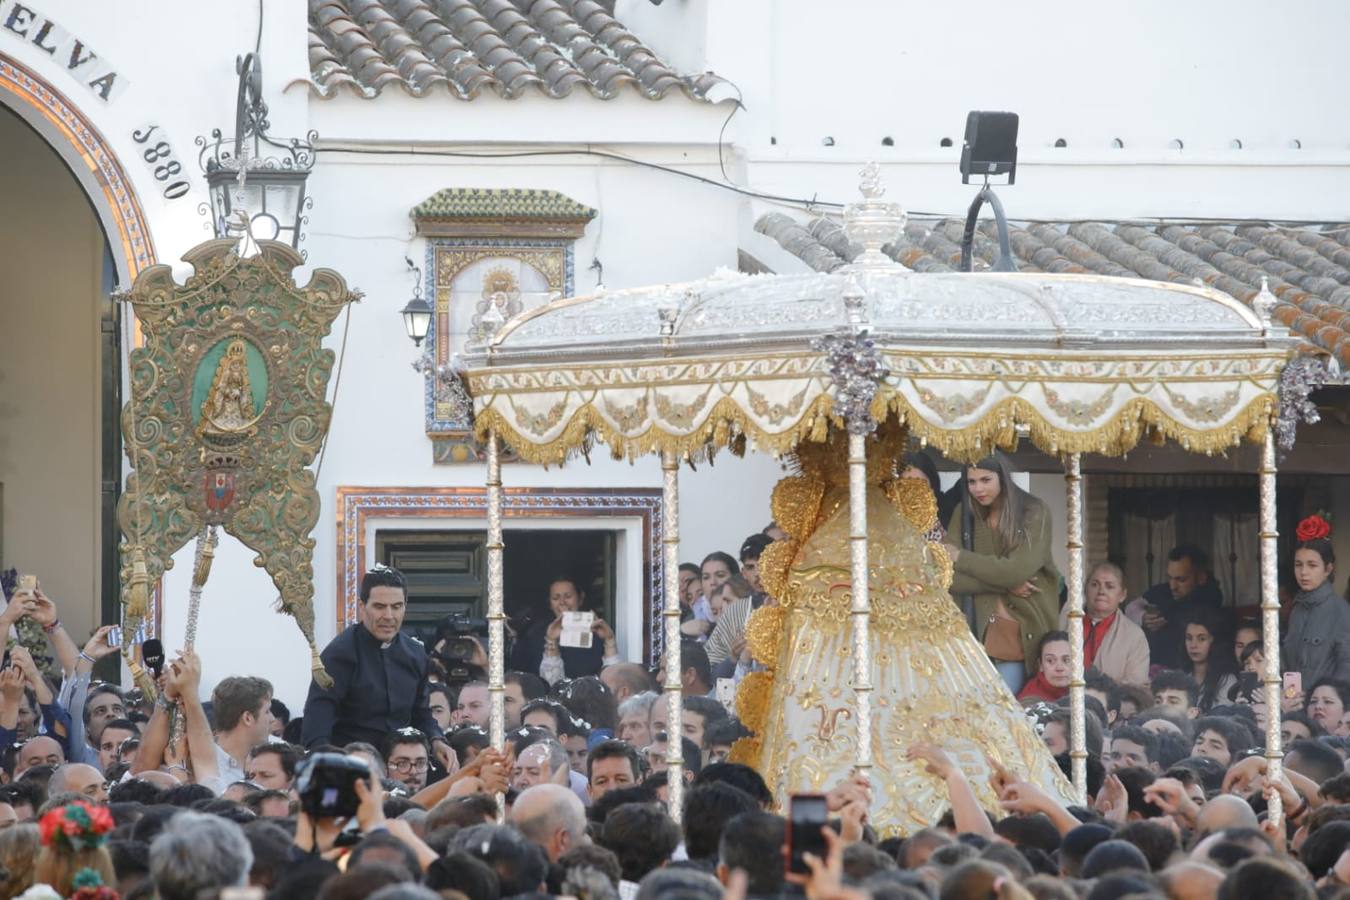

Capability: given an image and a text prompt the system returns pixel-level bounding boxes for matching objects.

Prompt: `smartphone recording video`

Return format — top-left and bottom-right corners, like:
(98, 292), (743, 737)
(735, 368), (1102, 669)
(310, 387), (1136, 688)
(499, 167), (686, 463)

(787, 793), (829, 875)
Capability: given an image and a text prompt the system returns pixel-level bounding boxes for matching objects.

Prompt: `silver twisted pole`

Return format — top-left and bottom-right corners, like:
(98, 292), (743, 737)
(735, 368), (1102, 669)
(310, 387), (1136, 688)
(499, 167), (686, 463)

(184, 525), (218, 650)
(848, 432), (873, 773)
(1064, 454), (1087, 805)
(1259, 431), (1284, 828)
(486, 431), (506, 754)
(661, 450), (685, 822)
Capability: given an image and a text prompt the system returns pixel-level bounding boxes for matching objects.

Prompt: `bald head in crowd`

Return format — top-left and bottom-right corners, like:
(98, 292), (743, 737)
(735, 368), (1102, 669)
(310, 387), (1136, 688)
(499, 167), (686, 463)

(509, 783), (587, 863)
(1194, 795), (1258, 838)
(50, 763), (108, 803)
(15, 737), (63, 776)
(600, 663), (654, 704)
(1157, 861), (1224, 900)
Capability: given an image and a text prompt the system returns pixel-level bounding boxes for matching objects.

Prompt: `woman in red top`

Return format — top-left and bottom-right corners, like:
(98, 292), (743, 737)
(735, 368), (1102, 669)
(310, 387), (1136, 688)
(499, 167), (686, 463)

(1018, 631), (1072, 703)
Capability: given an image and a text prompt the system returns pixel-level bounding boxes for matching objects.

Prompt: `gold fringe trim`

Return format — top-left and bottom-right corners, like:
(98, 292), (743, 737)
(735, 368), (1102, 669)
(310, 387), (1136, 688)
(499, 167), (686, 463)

(473, 387), (1277, 465)
(887, 393), (1277, 463)
(746, 605), (787, 667)
(735, 671), (775, 734)
(472, 394), (839, 466)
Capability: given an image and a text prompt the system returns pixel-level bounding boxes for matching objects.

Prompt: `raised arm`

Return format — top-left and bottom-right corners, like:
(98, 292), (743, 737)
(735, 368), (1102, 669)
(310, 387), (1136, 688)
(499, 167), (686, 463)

(26, 588), (81, 677)
(0, 666), (25, 732)
(907, 743), (994, 837)
(167, 650), (219, 789)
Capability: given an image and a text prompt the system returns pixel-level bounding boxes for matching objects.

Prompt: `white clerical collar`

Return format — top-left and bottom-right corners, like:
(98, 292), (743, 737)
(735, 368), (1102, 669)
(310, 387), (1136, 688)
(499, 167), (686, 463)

(381, 640), (392, 650)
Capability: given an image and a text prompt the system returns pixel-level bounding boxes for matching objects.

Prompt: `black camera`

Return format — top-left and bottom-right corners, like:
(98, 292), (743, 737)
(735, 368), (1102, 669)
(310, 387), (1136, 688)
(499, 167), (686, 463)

(434, 613), (489, 661)
(426, 613), (488, 682)
(294, 753), (371, 819)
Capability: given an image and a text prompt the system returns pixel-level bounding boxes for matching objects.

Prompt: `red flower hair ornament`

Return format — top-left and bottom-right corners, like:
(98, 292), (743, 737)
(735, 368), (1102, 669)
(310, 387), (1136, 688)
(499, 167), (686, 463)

(1296, 515), (1332, 543)
(38, 801), (114, 852)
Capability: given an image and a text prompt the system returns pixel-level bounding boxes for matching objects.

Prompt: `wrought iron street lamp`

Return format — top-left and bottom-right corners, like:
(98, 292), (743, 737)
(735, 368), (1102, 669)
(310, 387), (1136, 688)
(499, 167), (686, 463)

(198, 53), (316, 251)
(401, 258), (471, 418)
(401, 295), (432, 346)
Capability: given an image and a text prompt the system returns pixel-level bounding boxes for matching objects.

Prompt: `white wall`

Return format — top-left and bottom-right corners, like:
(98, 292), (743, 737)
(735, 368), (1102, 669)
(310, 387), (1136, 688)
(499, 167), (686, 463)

(0, 105), (105, 639)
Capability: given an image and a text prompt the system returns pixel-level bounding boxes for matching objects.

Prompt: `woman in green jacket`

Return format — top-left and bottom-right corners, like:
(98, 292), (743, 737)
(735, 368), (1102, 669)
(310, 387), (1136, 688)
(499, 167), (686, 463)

(945, 452), (1061, 694)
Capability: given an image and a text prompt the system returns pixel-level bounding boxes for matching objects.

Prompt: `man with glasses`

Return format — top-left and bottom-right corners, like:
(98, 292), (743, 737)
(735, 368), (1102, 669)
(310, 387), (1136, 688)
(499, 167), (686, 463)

(383, 727), (432, 794)
(302, 566), (451, 767)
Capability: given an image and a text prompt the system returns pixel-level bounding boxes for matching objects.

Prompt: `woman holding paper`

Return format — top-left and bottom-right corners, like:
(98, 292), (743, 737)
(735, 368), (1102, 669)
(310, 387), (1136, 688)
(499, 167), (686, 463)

(511, 576), (620, 686)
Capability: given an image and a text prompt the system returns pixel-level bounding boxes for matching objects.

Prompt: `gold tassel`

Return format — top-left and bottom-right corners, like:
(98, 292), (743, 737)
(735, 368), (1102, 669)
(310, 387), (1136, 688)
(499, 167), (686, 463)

(311, 645), (333, 689)
(125, 547), (150, 619)
(122, 644), (158, 702)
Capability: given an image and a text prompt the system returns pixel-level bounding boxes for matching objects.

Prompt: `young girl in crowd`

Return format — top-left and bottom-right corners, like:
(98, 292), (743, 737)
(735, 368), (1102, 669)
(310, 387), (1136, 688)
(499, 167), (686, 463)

(1284, 515), (1350, 685)
(1233, 618), (1261, 670)
(946, 452), (1061, 694)
(1180, 608), (1237, 712)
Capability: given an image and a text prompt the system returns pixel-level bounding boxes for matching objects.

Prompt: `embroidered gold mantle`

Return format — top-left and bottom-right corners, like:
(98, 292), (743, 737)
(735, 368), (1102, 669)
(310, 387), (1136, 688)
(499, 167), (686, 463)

(733, 430), (1074, 835)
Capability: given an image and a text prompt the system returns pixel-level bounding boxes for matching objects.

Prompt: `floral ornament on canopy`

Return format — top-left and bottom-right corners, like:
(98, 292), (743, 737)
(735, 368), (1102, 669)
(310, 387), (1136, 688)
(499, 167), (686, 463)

(39, 801), (114, 852)
(811, 301), (888, 435)
(1276, 356), (1329, 454)
(1295, 514), (1332, 543)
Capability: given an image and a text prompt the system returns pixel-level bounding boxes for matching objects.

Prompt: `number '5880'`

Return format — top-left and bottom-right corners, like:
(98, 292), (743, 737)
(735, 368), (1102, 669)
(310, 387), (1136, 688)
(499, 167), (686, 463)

(132, 126), (189, 200)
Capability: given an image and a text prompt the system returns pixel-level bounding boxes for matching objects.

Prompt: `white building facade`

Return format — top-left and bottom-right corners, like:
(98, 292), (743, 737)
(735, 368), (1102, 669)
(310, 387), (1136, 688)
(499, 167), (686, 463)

(2, 0), (1348, 705)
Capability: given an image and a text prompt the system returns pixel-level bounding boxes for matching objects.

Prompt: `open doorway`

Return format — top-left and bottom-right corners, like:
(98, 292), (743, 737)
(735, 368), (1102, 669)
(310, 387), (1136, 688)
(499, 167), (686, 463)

(0, 103), (119, 646)
(374, 528), (617, 642)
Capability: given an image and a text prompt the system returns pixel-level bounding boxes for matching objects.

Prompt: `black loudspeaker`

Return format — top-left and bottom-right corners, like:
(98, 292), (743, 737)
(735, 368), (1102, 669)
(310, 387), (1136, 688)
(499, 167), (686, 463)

(960, 111), (1019, 185)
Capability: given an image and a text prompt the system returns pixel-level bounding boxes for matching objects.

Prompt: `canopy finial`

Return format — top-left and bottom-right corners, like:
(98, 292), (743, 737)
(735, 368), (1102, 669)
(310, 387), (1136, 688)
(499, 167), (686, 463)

(843, 162), (908, 271)
(1253, 275), (1278, 328)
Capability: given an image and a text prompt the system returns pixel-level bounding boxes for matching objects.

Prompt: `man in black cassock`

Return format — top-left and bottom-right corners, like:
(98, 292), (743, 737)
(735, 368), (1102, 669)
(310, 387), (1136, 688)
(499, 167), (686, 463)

(301, 566), (452, 767)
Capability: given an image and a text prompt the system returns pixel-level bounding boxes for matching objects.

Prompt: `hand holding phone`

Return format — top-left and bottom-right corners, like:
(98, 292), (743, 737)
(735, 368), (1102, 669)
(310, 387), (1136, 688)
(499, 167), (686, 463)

(786, 793), (828, 875)
(1283, 671), (1303, 701)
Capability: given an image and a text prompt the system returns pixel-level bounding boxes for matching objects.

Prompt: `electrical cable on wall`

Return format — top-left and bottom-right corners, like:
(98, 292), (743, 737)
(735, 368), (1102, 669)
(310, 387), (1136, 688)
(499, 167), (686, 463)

(321, 145), (1350, 230)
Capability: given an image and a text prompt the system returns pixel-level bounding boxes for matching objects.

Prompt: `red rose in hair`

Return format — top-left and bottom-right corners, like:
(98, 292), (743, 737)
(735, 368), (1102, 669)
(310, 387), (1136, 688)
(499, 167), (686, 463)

(1296, 515), (1332, 542)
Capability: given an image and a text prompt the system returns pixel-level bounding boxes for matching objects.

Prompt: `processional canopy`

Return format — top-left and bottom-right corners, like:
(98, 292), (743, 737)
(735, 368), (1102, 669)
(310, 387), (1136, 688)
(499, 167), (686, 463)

(464, 166), (1301, 465)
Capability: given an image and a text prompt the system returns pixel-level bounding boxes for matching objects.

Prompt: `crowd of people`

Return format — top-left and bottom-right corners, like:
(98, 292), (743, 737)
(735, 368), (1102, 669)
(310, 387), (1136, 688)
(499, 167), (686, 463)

(0, 452), (1347, 899)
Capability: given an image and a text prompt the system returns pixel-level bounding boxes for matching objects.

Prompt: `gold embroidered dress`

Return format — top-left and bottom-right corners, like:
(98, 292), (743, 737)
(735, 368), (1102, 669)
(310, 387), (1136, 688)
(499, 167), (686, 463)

(732, 430), (1074, 835)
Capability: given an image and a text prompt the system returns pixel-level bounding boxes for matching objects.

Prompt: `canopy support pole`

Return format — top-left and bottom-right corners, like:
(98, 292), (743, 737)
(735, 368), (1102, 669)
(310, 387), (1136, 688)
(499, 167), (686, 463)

(1064, 453), (1087, 805)
(486, 430), (506, 755)
(1260, 432), (1284, 829)
(848, 432), (874, 773)
(661, 449), (685, 822)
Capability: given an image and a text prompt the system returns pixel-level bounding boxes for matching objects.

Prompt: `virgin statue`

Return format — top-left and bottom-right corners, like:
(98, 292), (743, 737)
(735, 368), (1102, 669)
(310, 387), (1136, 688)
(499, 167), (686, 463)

(730, 425), (1074, 835)
(199, 339), (259, 437)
